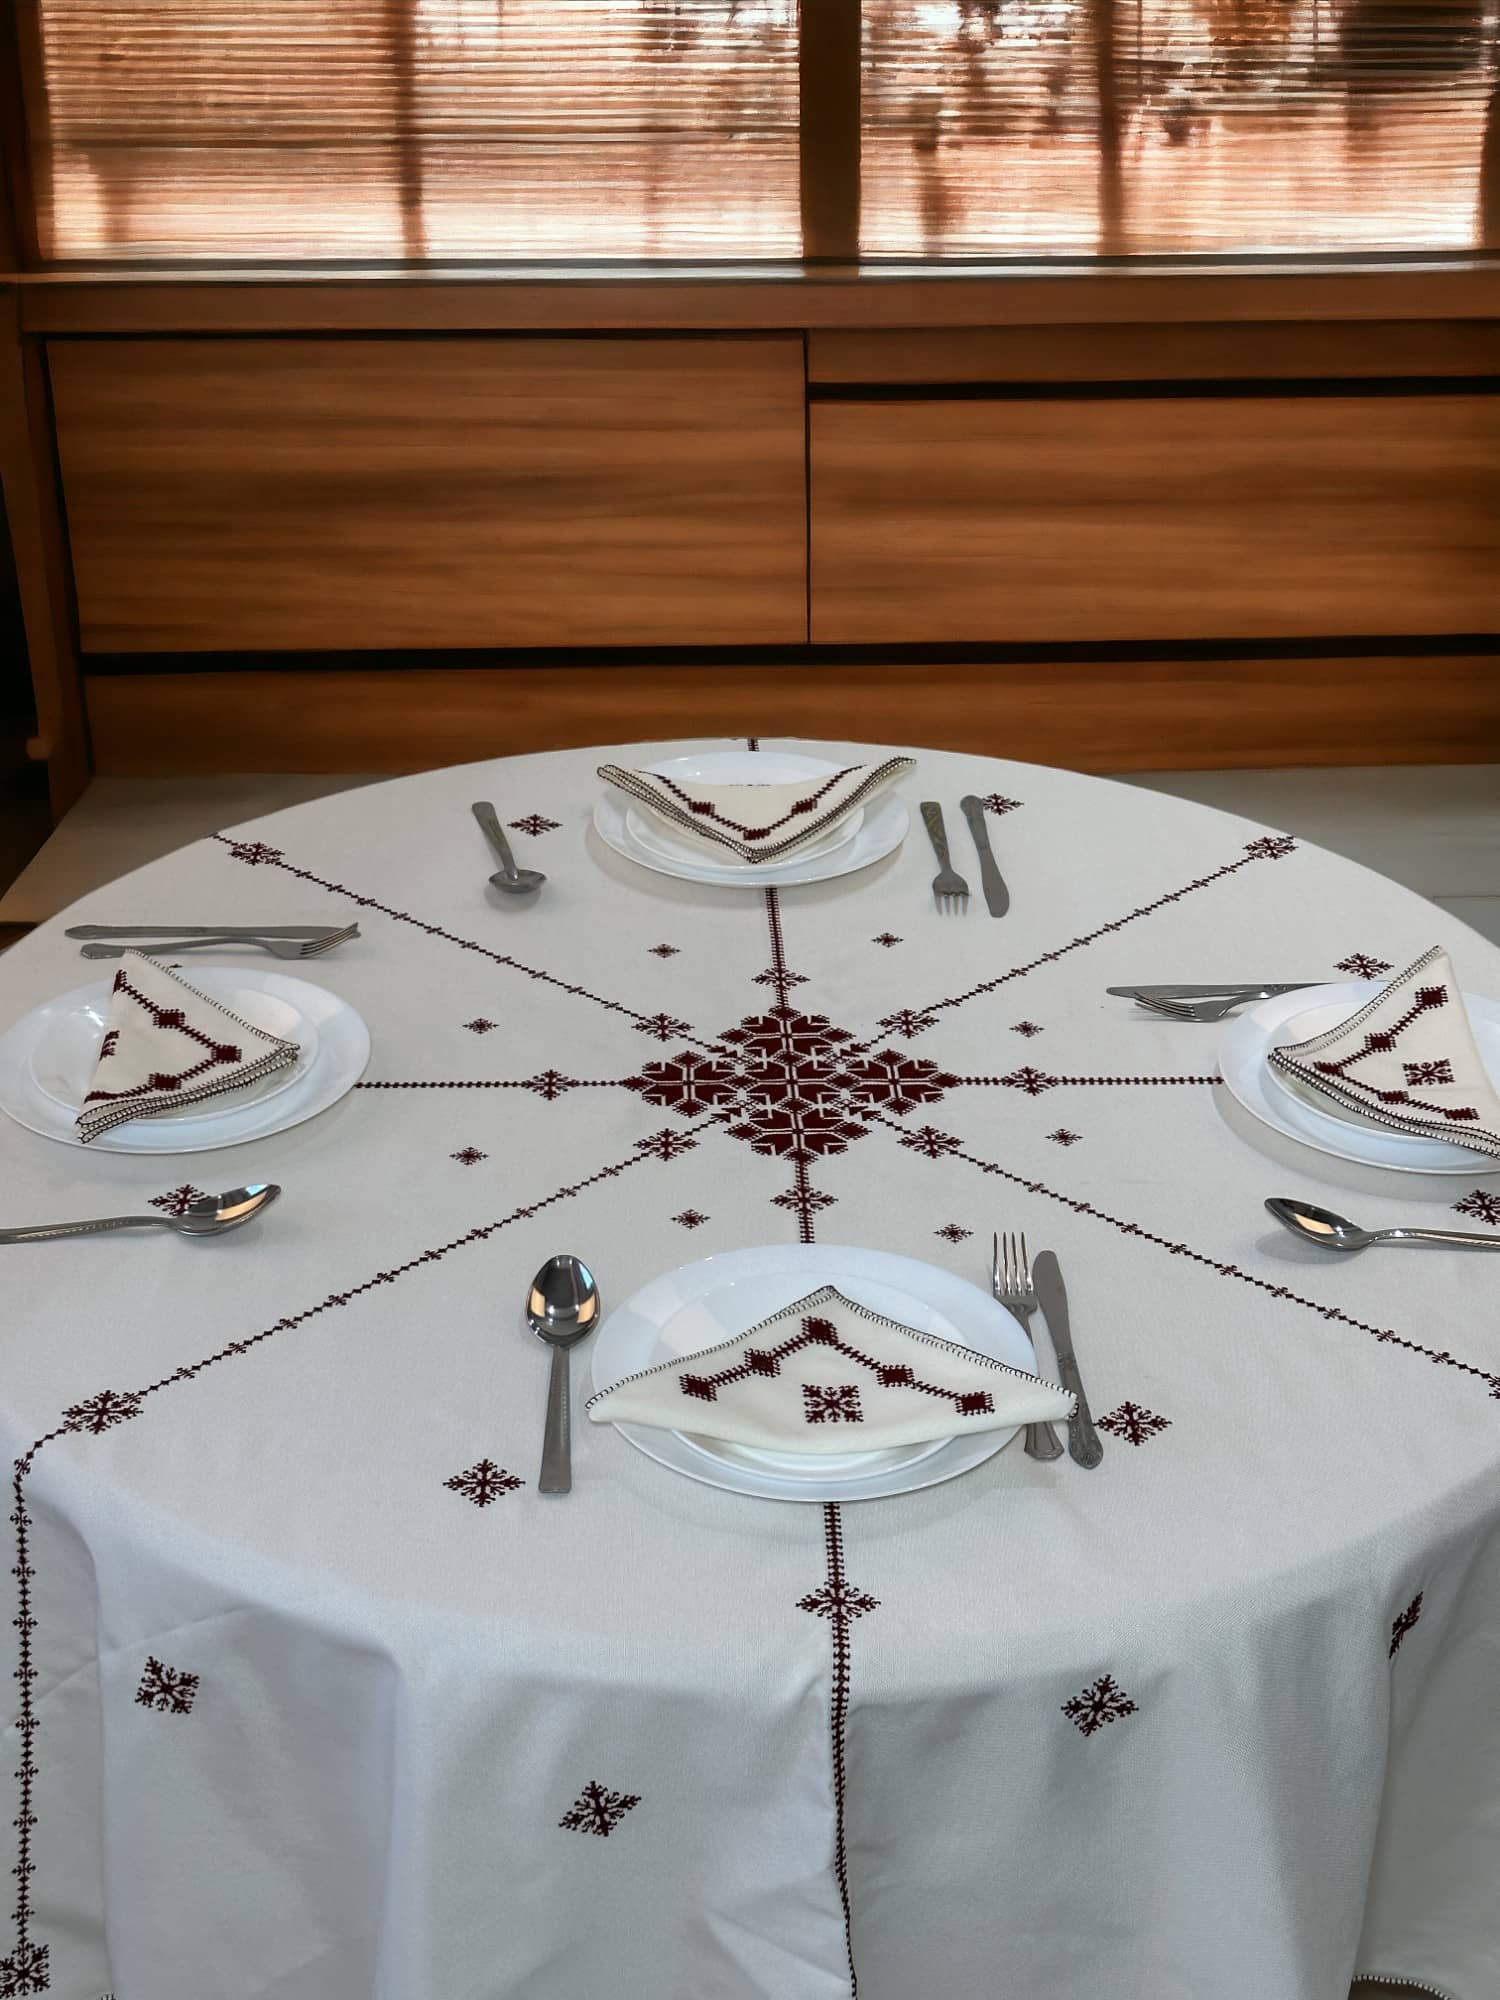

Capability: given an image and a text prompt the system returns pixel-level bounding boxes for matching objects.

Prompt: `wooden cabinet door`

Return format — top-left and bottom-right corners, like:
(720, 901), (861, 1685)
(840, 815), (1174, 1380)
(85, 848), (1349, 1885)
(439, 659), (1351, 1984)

(52, 336), (807, 651)
(811, 393), (1499, 644)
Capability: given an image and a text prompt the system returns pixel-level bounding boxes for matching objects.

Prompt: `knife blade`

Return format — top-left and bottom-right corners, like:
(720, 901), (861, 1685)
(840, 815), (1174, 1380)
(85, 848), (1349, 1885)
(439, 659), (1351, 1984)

(1030, 1251), (1103, 1469)
(66, 924), (353, 940)
(1105, 982), (1312, 1000)
(959, 796), (1009, 918)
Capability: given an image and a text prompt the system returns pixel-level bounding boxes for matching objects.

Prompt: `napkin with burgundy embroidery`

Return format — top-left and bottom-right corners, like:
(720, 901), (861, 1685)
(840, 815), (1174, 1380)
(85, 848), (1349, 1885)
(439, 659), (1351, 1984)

(586, 1284), (1073, 1451)
(77, 950), (300, 1143)
(596, 757), (915, 864)
(1267, 946), (1500, 1156)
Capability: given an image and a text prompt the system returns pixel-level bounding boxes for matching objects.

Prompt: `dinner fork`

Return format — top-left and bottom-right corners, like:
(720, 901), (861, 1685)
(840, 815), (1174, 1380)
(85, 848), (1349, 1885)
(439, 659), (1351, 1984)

(921, 802), (969, 915)
(1134, 990), (1277, 1023)
(992, 1231), (1064, 1462)
(80, 926), (358, 962)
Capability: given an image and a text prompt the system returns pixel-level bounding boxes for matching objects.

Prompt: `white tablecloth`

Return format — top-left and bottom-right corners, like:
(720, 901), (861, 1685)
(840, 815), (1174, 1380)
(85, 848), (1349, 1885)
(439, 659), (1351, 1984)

(3, 740), (1499, 2000)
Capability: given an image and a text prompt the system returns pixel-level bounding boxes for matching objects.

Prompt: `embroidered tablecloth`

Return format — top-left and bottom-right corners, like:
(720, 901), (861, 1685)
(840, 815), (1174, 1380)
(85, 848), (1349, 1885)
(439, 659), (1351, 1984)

(3, 739), (1499, 2000)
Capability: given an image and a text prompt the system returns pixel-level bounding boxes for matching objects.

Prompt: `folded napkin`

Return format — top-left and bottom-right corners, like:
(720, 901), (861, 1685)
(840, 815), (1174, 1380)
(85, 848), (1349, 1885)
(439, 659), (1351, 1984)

(1268, 946), (1500, 1156)
(77, 950), (299, 1144)
(597, 757), (915, 864)
(587, 1285), (1073, 1452)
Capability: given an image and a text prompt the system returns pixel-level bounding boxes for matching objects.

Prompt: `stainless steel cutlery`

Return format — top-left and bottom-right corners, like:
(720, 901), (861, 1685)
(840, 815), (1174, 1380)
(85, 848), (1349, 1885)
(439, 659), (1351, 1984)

(921, 802), (970, 915)
(473, 801), (546, 898)
(1266, 1197), (1500, 1255)
(959, 795), (1009, 918)
(1030, 1251), (1103, 1469)
(0, 1183), (280, 1246)
(79, 926), (358, 961)
(992, 1231), (1063, 1461)
(526, 1254), (601, 1494)
(68, 924), (356, 940)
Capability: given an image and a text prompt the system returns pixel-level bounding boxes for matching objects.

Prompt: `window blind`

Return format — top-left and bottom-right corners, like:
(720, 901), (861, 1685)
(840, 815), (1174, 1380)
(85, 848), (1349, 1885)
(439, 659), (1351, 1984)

(19, 0), (1498, 262)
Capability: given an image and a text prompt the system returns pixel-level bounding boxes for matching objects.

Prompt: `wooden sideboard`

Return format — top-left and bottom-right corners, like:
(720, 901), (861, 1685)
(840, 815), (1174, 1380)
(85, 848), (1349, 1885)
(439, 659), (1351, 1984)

(2, 269), (1498, 807)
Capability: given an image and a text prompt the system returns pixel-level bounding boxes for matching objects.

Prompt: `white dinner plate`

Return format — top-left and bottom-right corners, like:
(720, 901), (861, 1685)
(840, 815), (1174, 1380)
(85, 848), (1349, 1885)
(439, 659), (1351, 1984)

(0, 968), (371, 1154)
(596, 788), (909, 891)
(1219, 981), (1500, 1175)
(623, 750), (863, 871)
(591, 1244), (1038, 1502)
(624, 802), (861, 873)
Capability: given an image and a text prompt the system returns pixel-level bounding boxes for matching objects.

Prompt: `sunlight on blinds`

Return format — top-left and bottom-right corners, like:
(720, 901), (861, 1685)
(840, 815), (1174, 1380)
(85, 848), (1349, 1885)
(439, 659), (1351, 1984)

(31, 0), (801, 260)
(862, 0), (1498, 255)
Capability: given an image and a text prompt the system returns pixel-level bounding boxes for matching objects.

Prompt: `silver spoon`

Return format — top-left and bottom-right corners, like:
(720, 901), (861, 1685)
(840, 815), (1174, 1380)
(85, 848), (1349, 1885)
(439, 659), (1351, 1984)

(1265, 1196), (1500, 1254)
(0, 1183), (280, 1246)
(472, 801), (546, 898)
(526, 1254), (601, 1494)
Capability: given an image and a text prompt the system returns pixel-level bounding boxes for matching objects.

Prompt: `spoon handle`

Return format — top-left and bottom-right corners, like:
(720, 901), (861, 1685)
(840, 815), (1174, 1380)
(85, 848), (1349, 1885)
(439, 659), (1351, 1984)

(0, 1214), (165, 1244)
(471, 801), (521, 883)
(539, 1345), (572, 1494)
(1386, 1227), (1500, 1250)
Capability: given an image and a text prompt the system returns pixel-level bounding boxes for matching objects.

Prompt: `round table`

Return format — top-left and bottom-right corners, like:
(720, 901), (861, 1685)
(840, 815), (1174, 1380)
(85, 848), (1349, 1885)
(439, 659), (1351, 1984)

(3, 739), (1499, 2000)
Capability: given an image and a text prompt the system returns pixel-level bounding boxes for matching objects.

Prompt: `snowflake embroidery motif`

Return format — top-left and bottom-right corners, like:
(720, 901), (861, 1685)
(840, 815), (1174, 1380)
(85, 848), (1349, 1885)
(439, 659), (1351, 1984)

(752, 965), (809, 989)
(1097, 1401), (1171, 1446)
(772, 1185), (837, 1217)
(559, 1780), (640, 1837)
(451, 1147), (488, 1165)
(464, 1017), (498, 1035)
(225, 840), (282, 866)
(934, 1223), (972, 1243)
(1048, 1129), (1082, 1146)
(444, 1459), (524, 1507)
(135, 1655), (199, 1716)
(877, 1007), (939, 1039)
(508, 815), (560, 836)
(672, 1209), (710, 1229)
(635, 1128), (699, 1162)
(149, 1182), (208, 1216)
(0, 1941), (50, 1997)
(1001, 1066), (1058, 1095)
(62, 1388), (143, 1434)
(872, 933), (903, 948)
(634, 1012), (694, 1042)
(802, 1383), (864, 1425)
(1403, 1059), (1453, 1086)
(1244, 835), (1296, 859)
(1453, 1188), (1500, 1227)
(1011, 1021), (1043, 1038)
(1335, 952), (1394, 979)
(798, 1579), (879, 1623)
(520, 1069), (578, 1100)
(648, 944), (680, 958)
(980, 794), (1022, 816)
(898, 1125), (961, 1158)
(1062, 1673), (1139, 1737)
(1389, 1591), (1423, 1657)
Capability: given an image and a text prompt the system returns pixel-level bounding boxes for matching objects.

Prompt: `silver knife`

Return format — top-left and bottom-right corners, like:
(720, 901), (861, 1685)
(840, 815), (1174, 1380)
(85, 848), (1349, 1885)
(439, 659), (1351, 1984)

(959, 796), (1009, 918)
(1105, 982), (1312, 1000)
(1031, 1251), (1103, 1469)
(67, 924), (353, 940)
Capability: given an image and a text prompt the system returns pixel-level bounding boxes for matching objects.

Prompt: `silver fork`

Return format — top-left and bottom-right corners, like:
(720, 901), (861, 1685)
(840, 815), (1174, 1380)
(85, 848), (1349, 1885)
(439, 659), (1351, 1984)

(1134, 990), (1273, 1023)
(921, 802), (969, 915)
(80, 926), (358, 961)
(992, 1230), (1064, 1462)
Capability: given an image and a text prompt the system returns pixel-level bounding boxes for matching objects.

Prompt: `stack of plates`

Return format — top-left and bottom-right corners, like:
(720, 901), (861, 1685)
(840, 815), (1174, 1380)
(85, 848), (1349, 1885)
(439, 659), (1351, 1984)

(0, 967), (370, 1153)
(593, 751), (909, 889)
(592, 1244), (1035, 1501)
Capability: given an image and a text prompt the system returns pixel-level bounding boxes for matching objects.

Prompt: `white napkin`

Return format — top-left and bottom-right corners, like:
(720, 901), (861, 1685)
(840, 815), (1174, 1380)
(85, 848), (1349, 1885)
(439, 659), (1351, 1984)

(77, 950), (300, 1144)
(1268, 946), (1500, 1156)
(596, 757), (915, 864)
(587, 1285), (1073, 1452)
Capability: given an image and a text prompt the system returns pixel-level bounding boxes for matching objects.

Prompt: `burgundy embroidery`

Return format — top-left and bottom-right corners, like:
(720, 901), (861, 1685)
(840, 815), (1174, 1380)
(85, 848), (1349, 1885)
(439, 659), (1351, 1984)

(648, 944), (679, 958)
(634, 1013), (694, 1042)
(445, 1459), (524, 1507)
(803, 1383), (864, 1424)
(149, 1183), (208, 1216)
(872, 933), (902, 948)
(1453, 1189), (1500, 1227)
(877, 1007), (939, 1039)
(1404, 1059), (1454, 1086)
(450, 1147), (488, 1165)
(1336, 953), (1394, 978)
(134, 1656), (199, 1716)
(97, 1029), (118, 1060)
(634, 1128), (700, 1161)
(61, 1389), (142, 1435)
(1063, 1674), (1138, 1736)
(615, 765), (855, 842)
(934, 1224), (972, 1243)
(1389, 1592), (1424, 1657)
(508, 815), (560, 836)
(520, 1070), (579, 1100)
(464, 1017), (497, 1035)
(1001, 1065), (1057, 1095)
(672, 1209), (709, 1229)
(79, 970), (262, 1123)
(898, 1125), (961, 1157)
(1097, 1402), (1171, 1446)
(980, 793), (1022, 816)
(559, 1780), (640, 1837)
(1011, 1021), (1043, 1038)
(1048, 1129), (1082, 1146)
(677, 1313), (993, 1416)
(1289, 979), (1481, 1126)
(806, 1505), (864, 1994)
(225, 840), (282, 865)
(0, 1942), (49, 1996)
(798, 1576), (879, 1622)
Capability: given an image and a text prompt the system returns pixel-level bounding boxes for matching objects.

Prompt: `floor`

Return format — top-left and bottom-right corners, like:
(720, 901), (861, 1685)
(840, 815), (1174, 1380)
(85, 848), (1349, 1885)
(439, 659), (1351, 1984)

(0, 767), (1480, 1997)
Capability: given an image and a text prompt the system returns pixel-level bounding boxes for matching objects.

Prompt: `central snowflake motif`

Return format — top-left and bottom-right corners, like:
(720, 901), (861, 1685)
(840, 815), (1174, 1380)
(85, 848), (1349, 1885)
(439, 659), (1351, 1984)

(626, 1006), (958, 1167)
(1062, 1673), (1139, 1736)
(798, 1578), (880, 1623)
(150, 1183), (208, 1216)
(1335, 952), (1394, 979)
(445, 1459), (524, 1507)
(559, 1780), (641, 1837)
(0, 1940), (50, 1996)
(135, 1655), (199, 1716)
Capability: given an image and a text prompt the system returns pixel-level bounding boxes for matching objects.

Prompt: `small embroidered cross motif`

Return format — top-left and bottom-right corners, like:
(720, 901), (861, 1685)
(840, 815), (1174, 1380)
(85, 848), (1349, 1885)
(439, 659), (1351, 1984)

(897, 1125), (960, 1157)
(877, 1007), (939, 1038)
(508, 815), (560, 836)
(149, 1183), (208, 1216)
(798, 1579), (879, 1623)
(934, 1223), (971, 1243)
(672, 1209), (709, 1229)
(559, 1780), (640, 1837)
(1453, 1188), (1500, 1227)
(1000, 1066), (1058, 1095)
(872, 933), (903, 947)
(635, 1128), (699, 1161)
(1048, 1129), (1082, 1146)
(450, 1147), (488, 1165)
(1389, 1592), (1423, 1657)
(226, 840), (282, 865)
(135, 1655), (199, 1716)
(1335, 953), (1394, 979)
(464, 1017), (497, 1034)
(1011, 1021), (1043, 1038)
(1097, 1401), (1171, 1446)
(802, 1383), (864, 1424)
(0, 1940), (51, 1995)
(980, 794), (1022, 816)
(634, 1013), (694, 1041)
(648, 944), (680, 957)
(444, 1459), (524, 1507)
(1244, 835), (1296, 859)
(520, 1069), (578, 1099)
(1403, 1059), (1454, 1086)
(1062, 1673), (1138, 1737)
(62, 1388), (143, 1434)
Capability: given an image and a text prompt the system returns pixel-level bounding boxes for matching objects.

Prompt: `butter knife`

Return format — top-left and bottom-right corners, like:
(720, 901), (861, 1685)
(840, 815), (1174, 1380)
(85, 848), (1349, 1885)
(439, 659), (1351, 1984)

(1031, 1251), (1103, 1469)
(959, 796), (1009, 918)
(67, 924), (353, 940)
